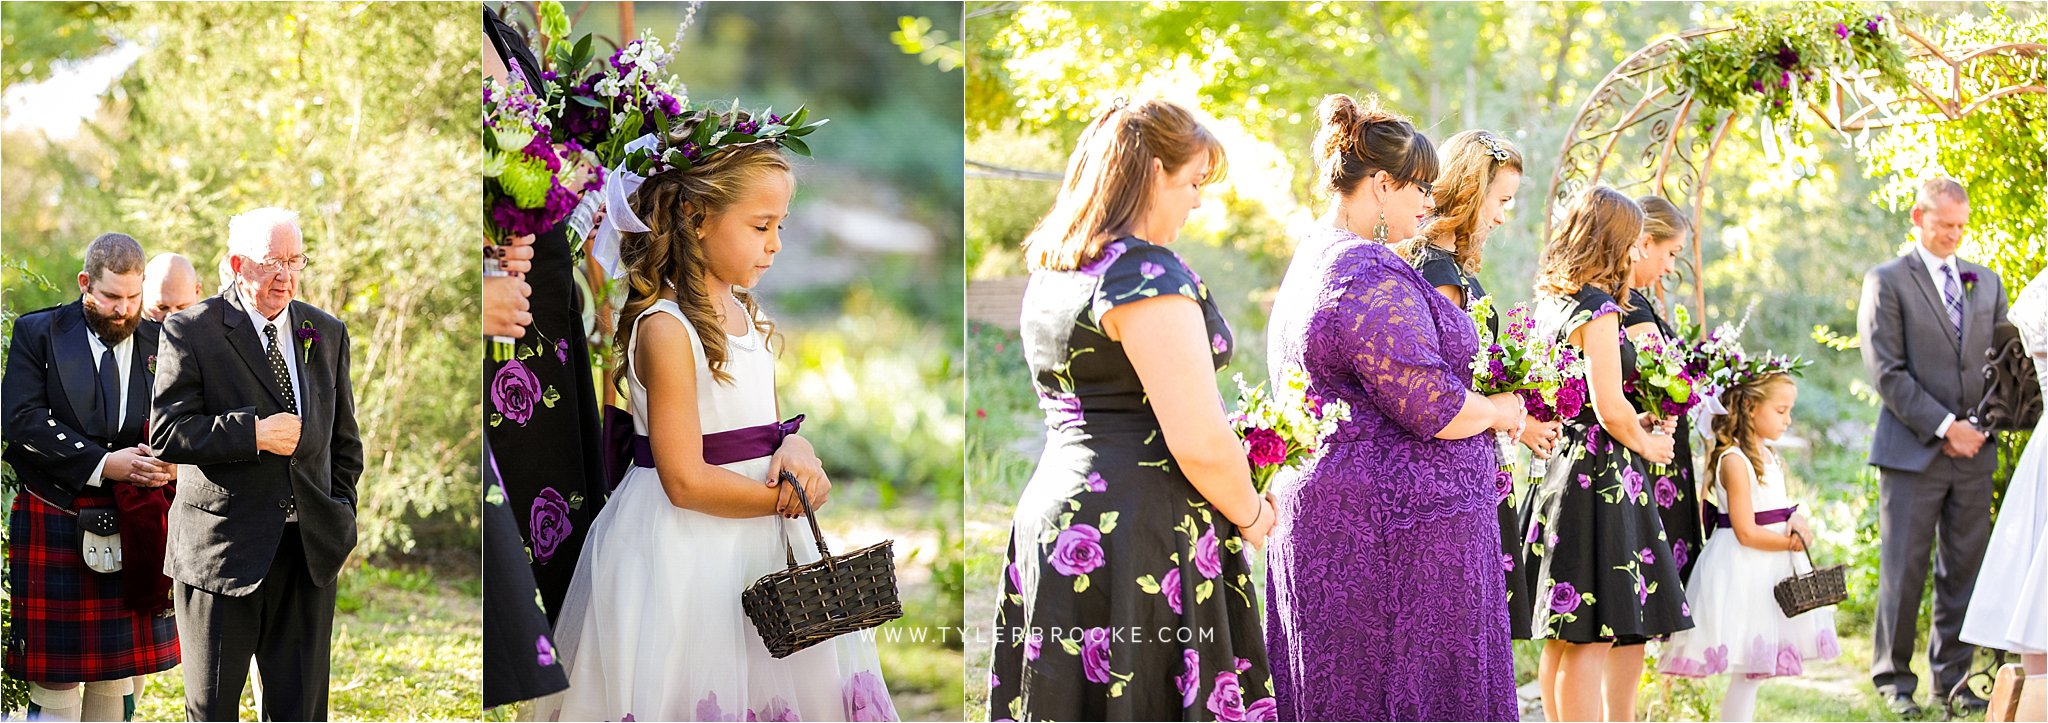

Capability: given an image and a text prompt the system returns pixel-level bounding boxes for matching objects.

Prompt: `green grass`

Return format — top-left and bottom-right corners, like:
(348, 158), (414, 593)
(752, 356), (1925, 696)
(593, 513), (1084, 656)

(129, 563), (482, 722)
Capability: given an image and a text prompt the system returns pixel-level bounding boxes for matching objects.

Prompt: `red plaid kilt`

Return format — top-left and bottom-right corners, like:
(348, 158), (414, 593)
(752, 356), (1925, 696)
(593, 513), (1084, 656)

(5, 490), (179, 682)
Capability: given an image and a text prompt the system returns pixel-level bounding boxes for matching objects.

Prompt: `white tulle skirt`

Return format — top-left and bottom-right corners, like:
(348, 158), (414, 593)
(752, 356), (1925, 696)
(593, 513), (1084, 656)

(1658, 520), (1841, 679)
(1962, 414), (2048, 655)
(536, 459), (899, 722)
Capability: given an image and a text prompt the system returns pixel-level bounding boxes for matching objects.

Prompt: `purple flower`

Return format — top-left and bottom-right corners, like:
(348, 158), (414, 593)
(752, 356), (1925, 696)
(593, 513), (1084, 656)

(1816, 629), (1842, 659)
(1836, 23), (1850, 38)
(1081, 627), (1114, 684)
(1751, 79), (1766, 93)
(1501, 553), (1515, 571)
(1638, 579), (1652, 605)
(555, 338), (569, 363)
(1245, 698), (1278, 722)
(1673, 539), (1690, 569)
(1621, 466), (1645, 500)
(1526, 520), (1542, 544)
(1548, 582), (1580, 613)
(1048, 524), (1106, 576)
(1235, 657), (1252, 673)
(1665, 656), (1705, 677)
(1085, 472), (1107, 493)
(1962, 271), (1979, 287)
(1640, 547), (1656, 565)
(1207, 672), (1247, 721)
(1682, 602), (1691, 617)
(1079, 242), (1129, 277)
(1140, 261), (1166, 278)
(1177, 649), (1201, 707)
(1244, 428), (1287, 468)
(536, 634), (555, 667)
(1774, 45), (1800, 69)
(529, 487), (573, 563)
(623, 716), (635, 722)
(1162, 567), (1184, 614)
(696, 692), (733, 722)
(1774, 642), (1804, 677)
(1577, 473), (1592, 489)
(1704, 644), (1729, 674)
(1495, 468), (1514, 502)
(1039, 391), (1084, 428)
(493, 359), (543, 426)
(1779, 71), (1792, 89)
(1025, 632), (1043, 661)
(1654, 475), (1679, 508)
(753, 699), (800, 722)
(1212, 333), (1229, 354)
(1194, 527), (1223, 579)
(1006, 562), (1023, 593)
(843, 670), (896, 721)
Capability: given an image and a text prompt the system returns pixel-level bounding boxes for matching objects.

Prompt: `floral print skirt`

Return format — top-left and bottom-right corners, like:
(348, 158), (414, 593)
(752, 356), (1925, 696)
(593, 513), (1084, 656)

(990, 426), (1274, 721)
(1519, 420), (1694, 643)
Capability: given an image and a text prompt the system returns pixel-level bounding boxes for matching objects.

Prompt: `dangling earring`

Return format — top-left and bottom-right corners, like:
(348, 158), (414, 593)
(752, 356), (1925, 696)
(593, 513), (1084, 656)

(1373, 212), (1388, 243)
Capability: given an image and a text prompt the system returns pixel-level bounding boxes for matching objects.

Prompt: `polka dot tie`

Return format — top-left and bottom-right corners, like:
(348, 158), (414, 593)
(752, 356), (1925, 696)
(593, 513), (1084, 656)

(264, 323), (298, 415)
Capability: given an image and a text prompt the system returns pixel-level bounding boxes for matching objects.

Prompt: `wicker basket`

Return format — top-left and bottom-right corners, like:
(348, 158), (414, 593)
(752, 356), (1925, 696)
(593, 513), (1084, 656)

(742, 471), (903, 659)
(1772, 531), (1848, 618)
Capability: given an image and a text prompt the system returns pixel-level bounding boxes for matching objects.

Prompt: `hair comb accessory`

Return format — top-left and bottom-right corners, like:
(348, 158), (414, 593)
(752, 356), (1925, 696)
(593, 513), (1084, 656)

(1478, 134), (1513, 163)
(1110, 96), (1130, 111)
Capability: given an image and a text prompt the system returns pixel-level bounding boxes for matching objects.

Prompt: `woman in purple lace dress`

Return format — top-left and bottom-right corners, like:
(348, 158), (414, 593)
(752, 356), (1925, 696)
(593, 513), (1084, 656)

(1264, 94), (1527, 722)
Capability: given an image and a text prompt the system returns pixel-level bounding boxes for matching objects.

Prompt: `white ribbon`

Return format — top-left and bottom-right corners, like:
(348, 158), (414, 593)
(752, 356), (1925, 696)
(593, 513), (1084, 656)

(589, 134), (661, 279)
(1690, 391), (1731, 432)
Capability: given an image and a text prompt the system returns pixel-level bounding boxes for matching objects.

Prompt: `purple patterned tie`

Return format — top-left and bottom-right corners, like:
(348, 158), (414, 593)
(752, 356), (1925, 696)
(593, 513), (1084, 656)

(1941, 262), (1962, 343)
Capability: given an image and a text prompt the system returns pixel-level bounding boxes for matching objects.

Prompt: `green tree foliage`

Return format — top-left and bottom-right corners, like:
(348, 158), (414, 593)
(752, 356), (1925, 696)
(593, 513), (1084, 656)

(2, 2), (479, 556)
(0, 1), (127, 90)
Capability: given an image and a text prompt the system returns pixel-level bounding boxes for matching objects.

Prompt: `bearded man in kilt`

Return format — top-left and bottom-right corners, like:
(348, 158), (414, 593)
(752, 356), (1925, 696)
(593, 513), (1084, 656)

(3, 233), (181, 721)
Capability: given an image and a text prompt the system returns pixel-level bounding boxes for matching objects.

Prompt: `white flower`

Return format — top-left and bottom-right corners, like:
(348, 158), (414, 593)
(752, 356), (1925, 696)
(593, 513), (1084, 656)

(596, 76), (623, 98)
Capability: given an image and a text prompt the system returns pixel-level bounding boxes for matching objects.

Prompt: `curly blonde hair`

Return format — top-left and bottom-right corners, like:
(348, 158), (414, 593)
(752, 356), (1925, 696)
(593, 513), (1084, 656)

(1704, 372), (1797, 492)
(612, 145), (789, 389)
(1535, 186), (1643, 309)
(1023, 99), (1227, 272)
(1391, 129), (1523, 273)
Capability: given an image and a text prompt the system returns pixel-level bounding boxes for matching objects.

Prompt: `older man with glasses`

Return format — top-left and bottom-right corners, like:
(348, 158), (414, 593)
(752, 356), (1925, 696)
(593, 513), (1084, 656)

(148, 207), (363, 721)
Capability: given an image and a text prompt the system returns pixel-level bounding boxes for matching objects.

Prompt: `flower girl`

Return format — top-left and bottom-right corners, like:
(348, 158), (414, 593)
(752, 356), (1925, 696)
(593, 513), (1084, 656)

(1658, 370), (1839, 721)
(539, 106), (898, 722)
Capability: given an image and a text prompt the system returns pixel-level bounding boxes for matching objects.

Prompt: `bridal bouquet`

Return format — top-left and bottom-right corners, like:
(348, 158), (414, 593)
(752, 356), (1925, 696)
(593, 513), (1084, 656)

(483, 57), (588, 242)
(1468, 297), (1582, 482)
(1228, 368), (1351, 494)
(1625, 323), (1710, 474)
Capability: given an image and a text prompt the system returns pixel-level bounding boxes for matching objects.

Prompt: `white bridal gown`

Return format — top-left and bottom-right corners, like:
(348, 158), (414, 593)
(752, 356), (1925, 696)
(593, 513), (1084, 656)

(539, 299), (898, 722)
(1961, 271), (2048, 657)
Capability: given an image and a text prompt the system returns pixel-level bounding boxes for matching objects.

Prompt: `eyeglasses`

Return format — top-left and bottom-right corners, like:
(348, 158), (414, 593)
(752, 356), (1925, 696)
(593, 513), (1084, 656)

(1386, 172), (1434, 197)
(243, 254), (310, 276)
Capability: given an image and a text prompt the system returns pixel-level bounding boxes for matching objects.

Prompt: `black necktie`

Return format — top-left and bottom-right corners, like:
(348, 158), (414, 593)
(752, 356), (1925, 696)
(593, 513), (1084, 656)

(96, 345), (119, 438)
(264, 323), (298, 415)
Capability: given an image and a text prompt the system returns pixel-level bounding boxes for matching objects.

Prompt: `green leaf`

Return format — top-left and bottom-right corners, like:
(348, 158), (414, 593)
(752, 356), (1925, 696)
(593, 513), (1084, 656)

(781, 135), (811, 157)
(690, 114), (718, 145)
(1195, 580), (1214, 604)
(1060, 637), (1082, 655)
(650, 105), (671, 138)
(570, 94), (608, 108)
(489, 412), (503, 427)
(541, 385), (562, 409)
(1109, 681), (1126, 698)
(787, 105), (808, 128)
(1098, 511), (1119, 533)
(1074, 574), (1090, 593)
(1136, 574), (1160, 594)
(722, 132), (758, 144)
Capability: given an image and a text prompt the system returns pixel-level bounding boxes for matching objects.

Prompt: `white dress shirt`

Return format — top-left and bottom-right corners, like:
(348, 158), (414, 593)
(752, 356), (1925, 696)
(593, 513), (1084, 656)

(246, 302), (303, 411)
(1913, 242), (1963, 439)
(83, 319), (136, 487)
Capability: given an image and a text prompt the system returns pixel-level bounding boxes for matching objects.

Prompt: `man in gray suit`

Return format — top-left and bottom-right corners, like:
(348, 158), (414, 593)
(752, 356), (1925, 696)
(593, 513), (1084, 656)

(1857, 177), (2008, 715)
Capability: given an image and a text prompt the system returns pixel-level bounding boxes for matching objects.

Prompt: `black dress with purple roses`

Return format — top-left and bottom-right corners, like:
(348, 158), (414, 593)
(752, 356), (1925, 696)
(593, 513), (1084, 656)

(482, 219), (609, 625)
(1412, 244), (1531, 640)
(1623, 289), (1704, 585)
(989, 238), (1275, 722)
(1518, 285), (1693, 644)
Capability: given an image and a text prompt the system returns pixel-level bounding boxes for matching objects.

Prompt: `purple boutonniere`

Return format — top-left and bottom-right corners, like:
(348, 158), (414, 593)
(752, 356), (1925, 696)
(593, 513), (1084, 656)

(296, 321), (320, 364)
(1960, 271), (1979, 292)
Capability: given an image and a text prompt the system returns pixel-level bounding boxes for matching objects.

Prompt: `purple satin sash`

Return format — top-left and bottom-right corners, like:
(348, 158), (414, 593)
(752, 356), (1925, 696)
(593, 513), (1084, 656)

(1703, 501), (1798, 537)
(602, 406), (804, 491)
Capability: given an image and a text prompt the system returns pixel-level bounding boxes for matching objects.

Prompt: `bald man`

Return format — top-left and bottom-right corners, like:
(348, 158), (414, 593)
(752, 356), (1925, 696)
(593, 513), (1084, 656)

(143, 253), (204, 323)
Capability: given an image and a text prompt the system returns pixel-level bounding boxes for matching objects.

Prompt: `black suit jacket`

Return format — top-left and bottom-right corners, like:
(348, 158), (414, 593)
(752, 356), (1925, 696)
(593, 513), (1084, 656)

(149, 291), (362, 595)
(3, 301), (159, 510)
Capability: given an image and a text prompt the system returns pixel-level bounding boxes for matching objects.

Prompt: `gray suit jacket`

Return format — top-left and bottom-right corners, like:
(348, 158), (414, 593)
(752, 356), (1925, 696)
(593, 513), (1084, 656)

(1858, 250), (2008, 474)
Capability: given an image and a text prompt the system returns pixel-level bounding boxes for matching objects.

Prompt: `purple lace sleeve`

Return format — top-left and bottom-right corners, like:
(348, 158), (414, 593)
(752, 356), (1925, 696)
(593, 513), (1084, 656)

(1328, 257), (1469, 439)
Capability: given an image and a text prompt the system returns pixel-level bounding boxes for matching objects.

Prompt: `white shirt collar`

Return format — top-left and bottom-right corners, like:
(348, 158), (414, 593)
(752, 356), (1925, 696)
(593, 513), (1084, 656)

(245, 298), (294, 345)
(1915, 242), (1961, 296)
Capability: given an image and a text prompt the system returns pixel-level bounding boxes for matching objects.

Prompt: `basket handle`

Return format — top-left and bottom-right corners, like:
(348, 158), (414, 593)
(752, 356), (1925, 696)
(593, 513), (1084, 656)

(1788, 529), (1819, 572)
(775, 470), (834, 570)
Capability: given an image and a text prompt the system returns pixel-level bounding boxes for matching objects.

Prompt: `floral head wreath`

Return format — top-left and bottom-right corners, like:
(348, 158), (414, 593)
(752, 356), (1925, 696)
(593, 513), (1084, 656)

(1476, 134), (1513, 163)
(590, 102), (828, 278)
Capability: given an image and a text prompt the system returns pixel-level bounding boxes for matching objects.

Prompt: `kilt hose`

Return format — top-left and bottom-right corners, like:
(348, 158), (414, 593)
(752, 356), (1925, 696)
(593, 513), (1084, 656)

(5, 490), (179, 682)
